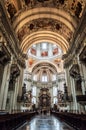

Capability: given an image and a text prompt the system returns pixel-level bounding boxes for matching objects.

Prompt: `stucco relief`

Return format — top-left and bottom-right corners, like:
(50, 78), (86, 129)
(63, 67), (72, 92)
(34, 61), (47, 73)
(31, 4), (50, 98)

(17, 18), (72, 42)
(5, 1), (17, 18)
(23, 0), (84, 18)
(4, 0), (85, 20)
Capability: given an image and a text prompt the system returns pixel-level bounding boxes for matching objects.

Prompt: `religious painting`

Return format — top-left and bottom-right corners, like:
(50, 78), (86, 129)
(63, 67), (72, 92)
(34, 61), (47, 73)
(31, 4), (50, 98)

(53, 48), (58, 55)
(41, 51), (48, 57)
(30, 48), (36, 55)
(54, 59), (61, 64)
(28, 58), (34, 66)
(17, 26), (28, 41)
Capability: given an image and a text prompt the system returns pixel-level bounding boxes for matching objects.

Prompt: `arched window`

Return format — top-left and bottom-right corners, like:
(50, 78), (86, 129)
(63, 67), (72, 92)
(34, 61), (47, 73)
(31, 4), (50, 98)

(42, 75), (48, 82)
(53, 87), (57, 96)
(41, 42), (48, 50)
(32, 86), (36, 96)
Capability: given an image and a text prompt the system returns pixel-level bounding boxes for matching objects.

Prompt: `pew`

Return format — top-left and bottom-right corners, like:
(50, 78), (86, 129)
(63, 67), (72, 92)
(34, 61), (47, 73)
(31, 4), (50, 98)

(51, 111), (86, 130)
(0, 111), (36, 130)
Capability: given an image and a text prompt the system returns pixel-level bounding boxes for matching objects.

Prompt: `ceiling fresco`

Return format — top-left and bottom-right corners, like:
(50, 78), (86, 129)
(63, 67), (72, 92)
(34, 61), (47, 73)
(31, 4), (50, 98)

(17, 18), (72, 43)
(5, 0), (85, 19)
(4, 0), (85, 53)
(3, 0), (86, 71)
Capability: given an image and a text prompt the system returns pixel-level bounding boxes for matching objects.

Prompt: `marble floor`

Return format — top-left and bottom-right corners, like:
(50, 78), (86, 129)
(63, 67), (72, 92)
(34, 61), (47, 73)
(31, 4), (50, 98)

(17, 115), (75, 130)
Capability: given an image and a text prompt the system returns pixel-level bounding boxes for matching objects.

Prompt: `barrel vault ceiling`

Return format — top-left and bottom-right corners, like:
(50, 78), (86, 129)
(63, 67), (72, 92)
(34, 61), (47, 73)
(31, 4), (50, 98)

(3, 0), (86, 71)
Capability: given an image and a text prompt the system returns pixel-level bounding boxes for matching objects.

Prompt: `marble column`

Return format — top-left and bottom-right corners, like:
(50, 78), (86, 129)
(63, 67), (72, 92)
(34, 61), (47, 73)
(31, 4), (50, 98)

(8, 78), (16, 113)
(2, 63), (12, 110)
(69, 76), (73, 112)
(17, 68), (24, 111)
(79, 62), (85, 94)
(12, 77), (19, 112)
(71, 77), (78, 113)
(66, 68), (73, 111)
(79, 63), (86, 112)
(65, 68), (71, 94)
(82, 64), (86, 92)
(0, 63), (11, 110)
(18, 68), (24, 97)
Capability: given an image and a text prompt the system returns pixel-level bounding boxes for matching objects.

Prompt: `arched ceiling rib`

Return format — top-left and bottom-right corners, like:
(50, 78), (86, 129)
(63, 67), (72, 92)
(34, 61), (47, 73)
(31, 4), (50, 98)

(3, 0), (86, 83)
(13, 7), (77, 32)
(32, 64), (57, 74)
(4, 0), (86, 54)
(21, 31), (69, 53)
(32, 61), (58, 73)
(12, 7), (77, 53)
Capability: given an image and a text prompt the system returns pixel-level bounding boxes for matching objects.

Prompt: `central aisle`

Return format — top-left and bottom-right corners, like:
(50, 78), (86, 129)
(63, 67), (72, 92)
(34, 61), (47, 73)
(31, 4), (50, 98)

(18, 115), (74, 130)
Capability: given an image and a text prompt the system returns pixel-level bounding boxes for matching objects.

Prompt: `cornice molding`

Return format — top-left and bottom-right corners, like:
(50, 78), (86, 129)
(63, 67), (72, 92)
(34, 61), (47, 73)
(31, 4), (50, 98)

(63, 27), (86, 67)
(63, 54), (73, 68)
(63, 7), (86, 67)
(0, 20), (26, 68)
(12, 0), (85, 26)
(16, 18), (73, 44)
(67, 7), (86, 55)
(0, 3), (26, 68)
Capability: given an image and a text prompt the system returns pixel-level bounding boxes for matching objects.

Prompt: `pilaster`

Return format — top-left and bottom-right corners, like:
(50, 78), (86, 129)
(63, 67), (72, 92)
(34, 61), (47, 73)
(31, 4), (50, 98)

(70, 77), (78, 113)
(79, 63), (86, 94)
(12, 75), (22, 112)
(0, 63), (10, 110)
(2, 62), (12, 110)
